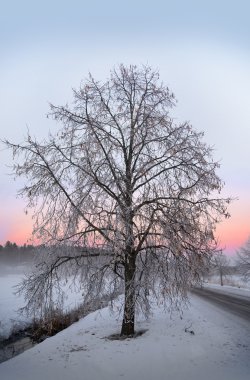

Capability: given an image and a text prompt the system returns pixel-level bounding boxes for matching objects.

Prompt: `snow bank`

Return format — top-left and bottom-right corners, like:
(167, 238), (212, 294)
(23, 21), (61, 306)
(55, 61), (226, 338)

(204, 282), (250, 299)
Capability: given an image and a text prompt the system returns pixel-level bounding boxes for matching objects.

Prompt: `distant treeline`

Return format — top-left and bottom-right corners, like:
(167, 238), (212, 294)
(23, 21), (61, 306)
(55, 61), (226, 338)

(0, 241), (36, 264)
(0, 241), (35, 251)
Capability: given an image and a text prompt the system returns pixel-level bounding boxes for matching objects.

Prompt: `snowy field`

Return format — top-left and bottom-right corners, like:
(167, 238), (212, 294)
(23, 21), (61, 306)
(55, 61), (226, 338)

(0, 265), (84, 339)
(0, 271), (31, 339)
(0, 292), (249, 380)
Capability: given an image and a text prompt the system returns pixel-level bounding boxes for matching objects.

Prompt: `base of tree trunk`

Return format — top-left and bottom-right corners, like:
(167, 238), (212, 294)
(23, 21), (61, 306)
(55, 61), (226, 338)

(120, 320), (135, 337)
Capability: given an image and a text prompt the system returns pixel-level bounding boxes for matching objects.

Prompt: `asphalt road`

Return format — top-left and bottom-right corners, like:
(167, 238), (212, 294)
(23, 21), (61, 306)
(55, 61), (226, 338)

(191, 287), (250, 322)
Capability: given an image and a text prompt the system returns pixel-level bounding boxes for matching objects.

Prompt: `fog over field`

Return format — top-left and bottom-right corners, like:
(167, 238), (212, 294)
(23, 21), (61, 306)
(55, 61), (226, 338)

(0, 248), (86, 340)
(0, 249), (33, 338)
(0, 257), (32, 277)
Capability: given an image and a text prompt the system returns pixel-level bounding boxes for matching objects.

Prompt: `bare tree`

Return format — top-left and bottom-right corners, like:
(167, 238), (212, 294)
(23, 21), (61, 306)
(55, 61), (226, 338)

(237, 237), (250, 281)
(211, 251), (231, 286)
(5, 65), (230, 336)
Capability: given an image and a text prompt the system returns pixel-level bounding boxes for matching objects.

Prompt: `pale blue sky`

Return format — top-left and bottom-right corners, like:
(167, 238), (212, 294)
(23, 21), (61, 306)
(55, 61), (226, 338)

(0, 0), (250, 252)
(1, 1), (249, 49)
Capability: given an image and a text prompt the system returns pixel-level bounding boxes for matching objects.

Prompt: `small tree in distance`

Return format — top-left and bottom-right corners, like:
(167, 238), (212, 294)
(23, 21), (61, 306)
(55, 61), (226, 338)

(211, 251), (231, 286)
(5, 65), (231, 336)
(237, 237), (250, 281)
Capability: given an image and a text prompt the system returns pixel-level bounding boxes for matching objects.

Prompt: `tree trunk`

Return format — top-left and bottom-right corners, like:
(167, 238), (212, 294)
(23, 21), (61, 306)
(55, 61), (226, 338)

(121, 253), (136, 336)
(220, 269), (223, 286)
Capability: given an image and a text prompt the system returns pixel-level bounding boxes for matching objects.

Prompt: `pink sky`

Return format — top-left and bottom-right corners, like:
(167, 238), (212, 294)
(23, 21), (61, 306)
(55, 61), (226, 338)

(215, 198), (250, 255)
(1, 196), (249, 256)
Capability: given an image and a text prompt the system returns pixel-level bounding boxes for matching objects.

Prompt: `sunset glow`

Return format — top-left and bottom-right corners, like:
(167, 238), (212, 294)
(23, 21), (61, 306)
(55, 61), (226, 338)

(0, 209), (33, 246)
(1, 198), (249, 256)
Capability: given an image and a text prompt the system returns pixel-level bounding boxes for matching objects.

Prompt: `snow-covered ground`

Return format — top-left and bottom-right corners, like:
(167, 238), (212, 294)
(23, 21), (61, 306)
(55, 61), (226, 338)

(204, 282), (250, 299)
(1, 266), (250, 379)
(0, 266), (84, 339)
(206, 274), (250, 290)
(0, 292), (249, 380)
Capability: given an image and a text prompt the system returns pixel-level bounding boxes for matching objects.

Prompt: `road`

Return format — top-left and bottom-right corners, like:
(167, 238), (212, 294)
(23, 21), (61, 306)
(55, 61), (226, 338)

(191, 286), (250, 322)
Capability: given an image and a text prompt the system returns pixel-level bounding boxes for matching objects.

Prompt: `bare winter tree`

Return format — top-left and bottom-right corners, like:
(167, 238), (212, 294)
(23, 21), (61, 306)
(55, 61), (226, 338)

(236, 237), (250, 281)
(211, 251), (231, 286)
(5, 65), (231, 336)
